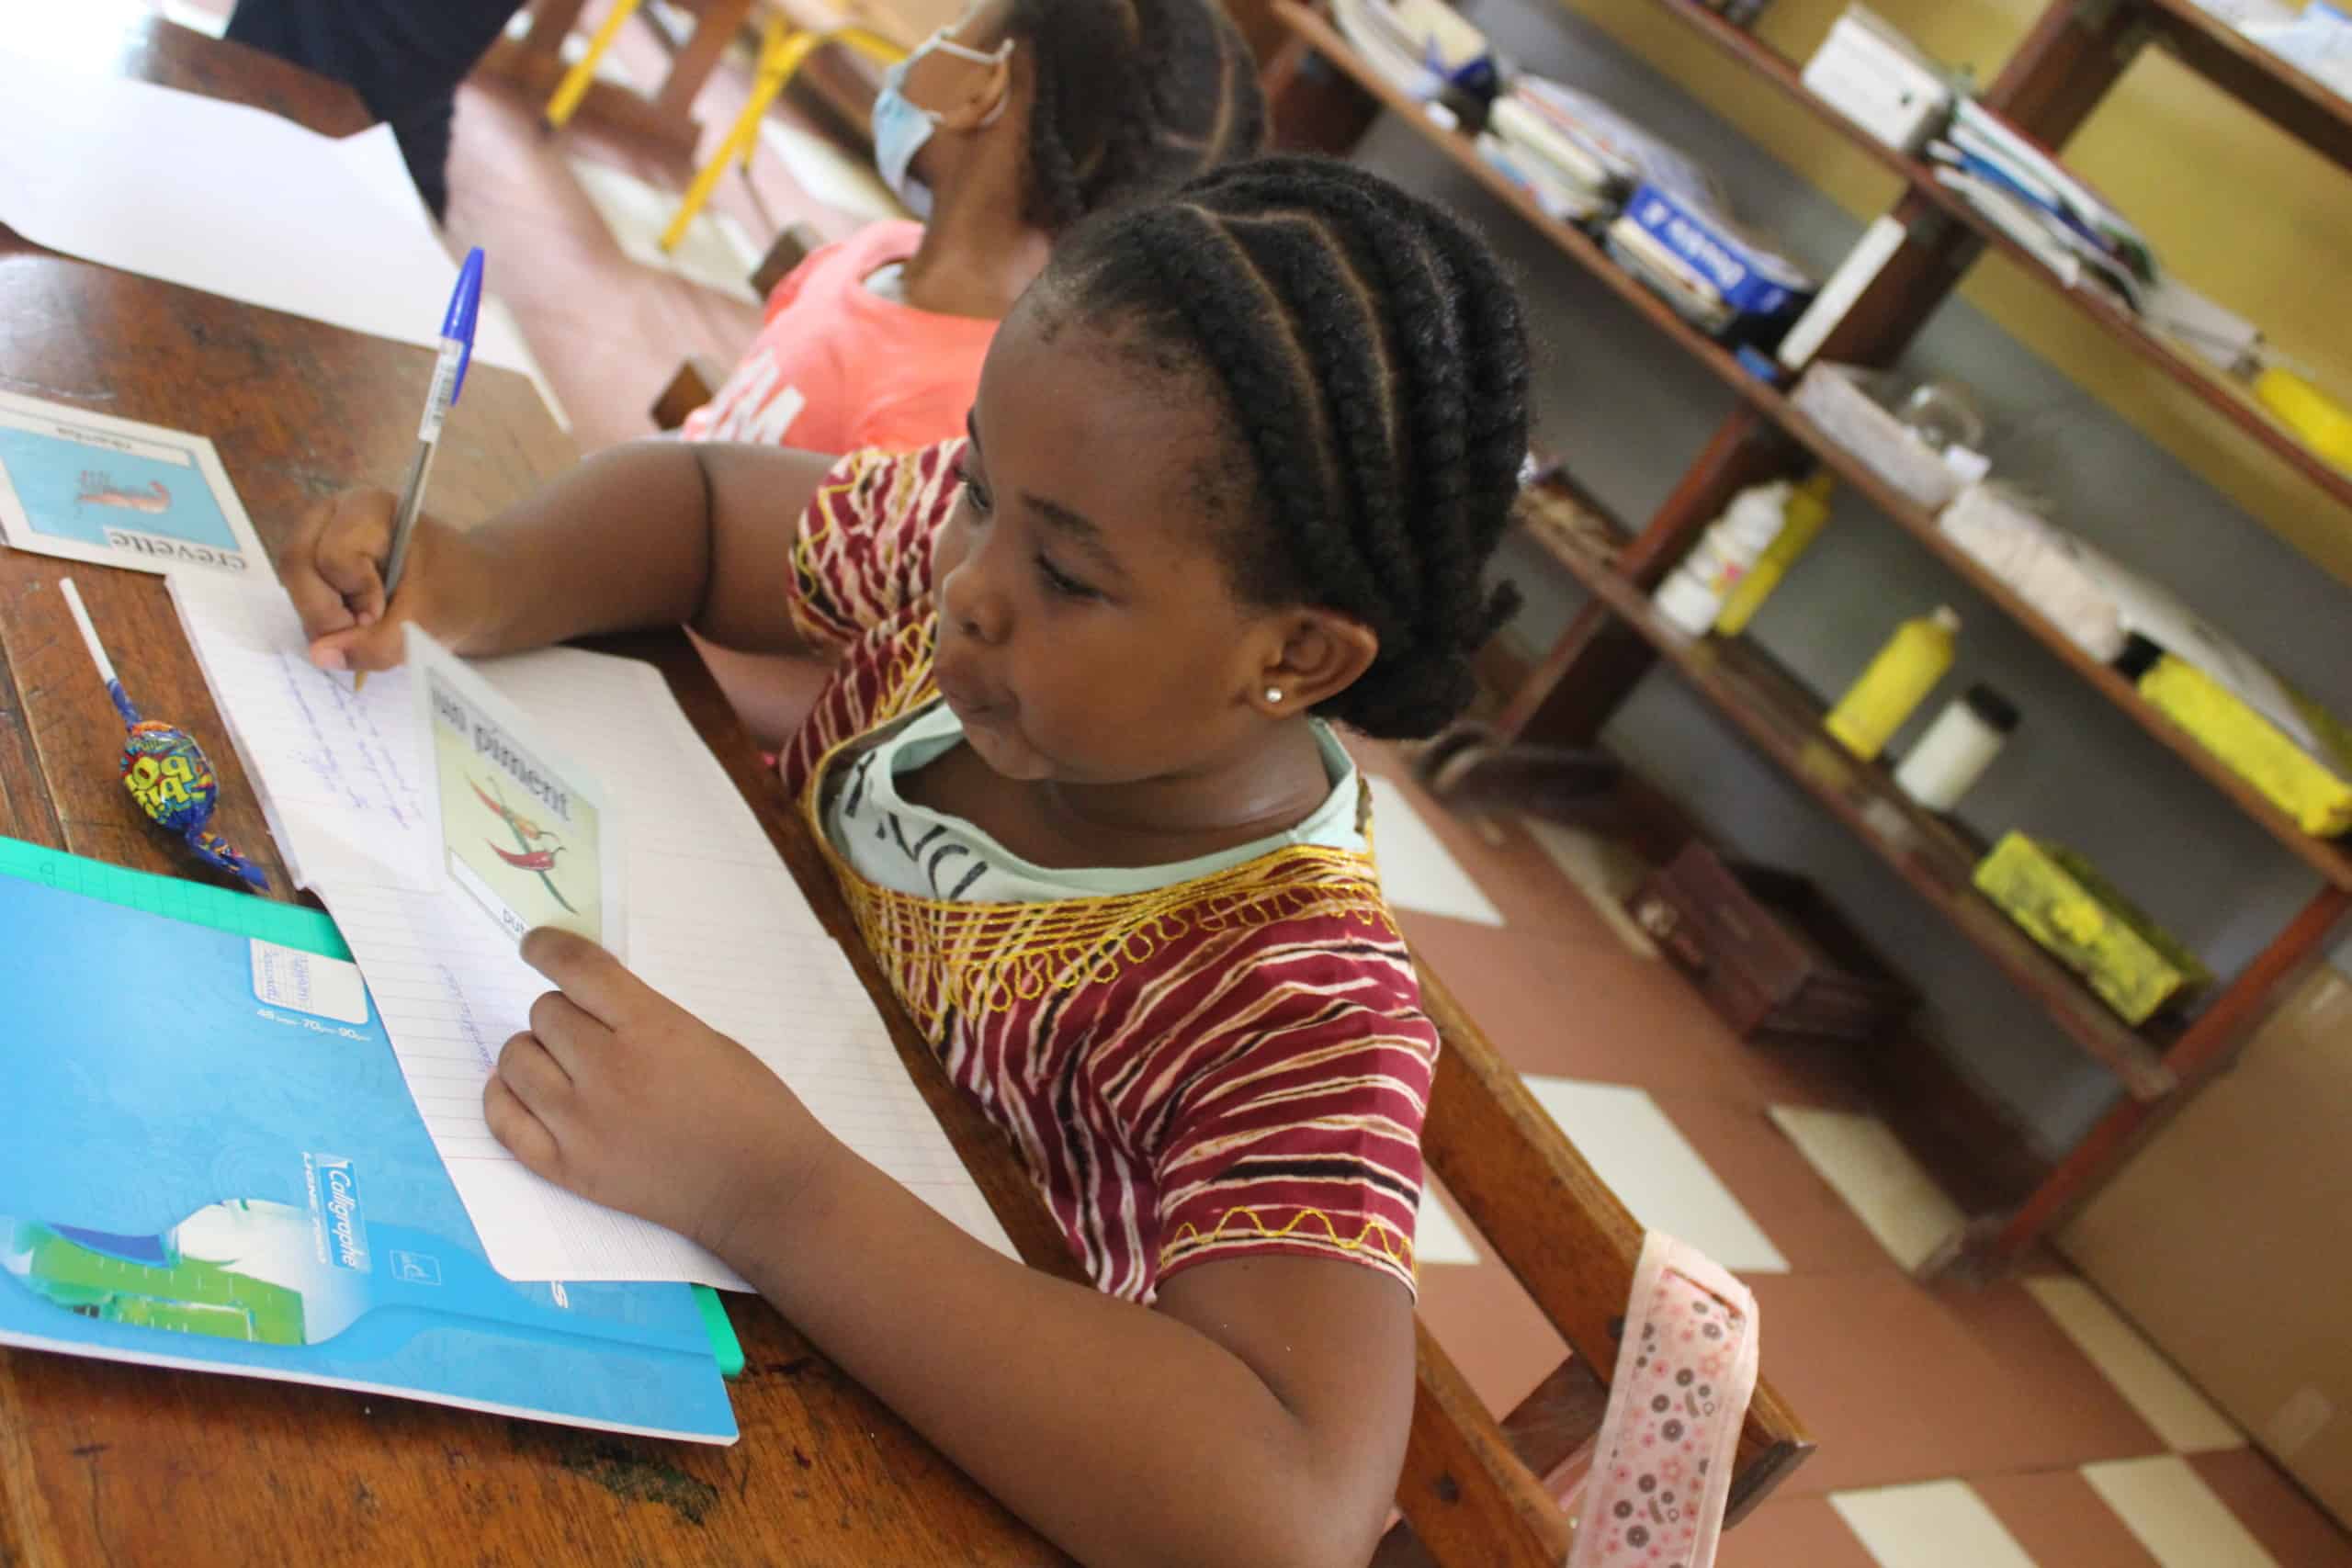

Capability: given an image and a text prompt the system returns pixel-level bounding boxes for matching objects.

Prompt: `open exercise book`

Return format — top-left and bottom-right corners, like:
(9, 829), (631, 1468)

(171, 575), (1014, 1288)
(0, 846), (736, 1442)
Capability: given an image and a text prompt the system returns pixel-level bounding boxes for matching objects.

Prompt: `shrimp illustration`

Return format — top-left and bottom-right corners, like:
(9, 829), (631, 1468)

(77, 472), (172, 513)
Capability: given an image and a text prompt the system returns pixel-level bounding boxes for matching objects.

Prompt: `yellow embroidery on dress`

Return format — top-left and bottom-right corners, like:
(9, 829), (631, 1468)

(797, 642), (1401, 1040)
(789, 450), (955, 649)
(1164, 1207), (1415, 1269)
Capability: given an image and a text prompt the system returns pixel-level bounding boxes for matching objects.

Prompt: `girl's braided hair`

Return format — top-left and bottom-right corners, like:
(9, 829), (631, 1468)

(1003, 0), (1267, 231)
(1037, 156), (1530, 739)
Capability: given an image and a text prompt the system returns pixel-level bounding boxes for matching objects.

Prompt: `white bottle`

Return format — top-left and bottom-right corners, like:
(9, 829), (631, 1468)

(1653, 480), (1793, 637)
(1894, 684), (2019, 811)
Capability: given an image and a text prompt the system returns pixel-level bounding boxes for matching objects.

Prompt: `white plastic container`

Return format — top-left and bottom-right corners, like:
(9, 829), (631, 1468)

(1652, 480), (1792, 635)
(1894, 683), (2019, 810)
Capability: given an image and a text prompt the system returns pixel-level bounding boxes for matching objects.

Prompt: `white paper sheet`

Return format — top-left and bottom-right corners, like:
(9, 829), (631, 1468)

(0, 51), (534, 376)
(172, 575), (1017, 1285)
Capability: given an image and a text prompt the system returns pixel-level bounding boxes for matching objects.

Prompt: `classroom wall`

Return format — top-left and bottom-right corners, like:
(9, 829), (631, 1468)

(1349, 0), (2352, 1151)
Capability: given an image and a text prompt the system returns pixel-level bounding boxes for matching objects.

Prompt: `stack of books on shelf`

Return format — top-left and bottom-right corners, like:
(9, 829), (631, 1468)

(1927, 100), (2158, 312)
(1477, 74), (1725, 224)
(1330, 0), (1496, 102)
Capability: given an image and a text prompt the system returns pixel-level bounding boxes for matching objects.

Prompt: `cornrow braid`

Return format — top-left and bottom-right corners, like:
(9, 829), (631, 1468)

(1001, 0), (1268, 232)
(1039, 156), (1532, 739)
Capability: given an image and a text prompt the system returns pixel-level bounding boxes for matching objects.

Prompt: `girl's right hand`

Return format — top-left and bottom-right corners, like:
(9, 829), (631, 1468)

(279, 489), (486, 673)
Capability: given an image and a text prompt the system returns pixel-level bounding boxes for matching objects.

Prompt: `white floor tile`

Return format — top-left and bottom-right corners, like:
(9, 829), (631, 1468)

(1416, 1179), (1480, 1269)
(1770, 1106), (1965, 1273)
(2083, 1456), (2279, 1568)
(2024, 1278), (2243, 1453)
(566, 157), (763, 305)
(1367, 776), (1503, 928)
(1829, 1479), (2040, 1568)
(758, 122), (909, 226)
(1522, 1077), (1787, 1274)
(1520, 817), (1659, 959)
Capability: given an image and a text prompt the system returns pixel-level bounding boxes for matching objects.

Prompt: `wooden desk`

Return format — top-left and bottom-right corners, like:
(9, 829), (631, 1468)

(0, 19), (1072, 1565)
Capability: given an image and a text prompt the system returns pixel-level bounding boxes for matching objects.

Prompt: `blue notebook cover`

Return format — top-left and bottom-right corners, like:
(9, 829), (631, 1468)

(0, 865), (737, 1443)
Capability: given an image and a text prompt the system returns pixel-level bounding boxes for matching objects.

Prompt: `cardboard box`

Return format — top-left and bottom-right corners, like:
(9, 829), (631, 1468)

(2064, 964), (2352, 1532)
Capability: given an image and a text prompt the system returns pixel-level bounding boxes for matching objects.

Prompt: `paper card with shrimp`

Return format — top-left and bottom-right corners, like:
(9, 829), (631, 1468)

(408, 626), (626, 959)
(0, 391), (269, 580)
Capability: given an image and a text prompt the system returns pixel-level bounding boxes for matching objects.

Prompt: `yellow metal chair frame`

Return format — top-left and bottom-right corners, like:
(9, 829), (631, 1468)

(543, 4), (907, 254)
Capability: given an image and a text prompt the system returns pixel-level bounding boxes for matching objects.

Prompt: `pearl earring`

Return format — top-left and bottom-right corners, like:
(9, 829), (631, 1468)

(1265, 687), (1283, 705)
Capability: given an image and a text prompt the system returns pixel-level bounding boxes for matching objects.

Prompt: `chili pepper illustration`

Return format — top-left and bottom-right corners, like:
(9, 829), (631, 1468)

(470, 778), (558, 843)
(471, 773), (576, 914)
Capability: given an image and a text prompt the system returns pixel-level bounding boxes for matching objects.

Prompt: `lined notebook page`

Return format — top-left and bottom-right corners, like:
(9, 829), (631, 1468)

(173, 576), (1015, 1284)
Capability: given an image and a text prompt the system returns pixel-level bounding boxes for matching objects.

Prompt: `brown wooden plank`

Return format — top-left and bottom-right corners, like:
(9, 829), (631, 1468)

(0, 601), (65, 851)
(1982, 0), (2148, 143)
(1494, 602), (1662, 746)
(651, 0), (757, 119)
(1514, 485), (2182, 1098)
(652, 355), (728, 431)
(0, 555), (292, 890)
(1394, 1322), (1577, 1568)
(1414, 961), (1815, 1519)
(2142, 0), (2352, 175)
(1499, 1355), (1611, 1495)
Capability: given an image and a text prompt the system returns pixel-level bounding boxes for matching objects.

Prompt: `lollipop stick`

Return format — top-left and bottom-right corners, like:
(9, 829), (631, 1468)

(57, 577), (119, 689)
(58, 578), (140, 728)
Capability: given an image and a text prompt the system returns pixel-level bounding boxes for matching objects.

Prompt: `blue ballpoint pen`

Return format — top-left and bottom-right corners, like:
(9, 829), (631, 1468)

(356, 247), (483, 693)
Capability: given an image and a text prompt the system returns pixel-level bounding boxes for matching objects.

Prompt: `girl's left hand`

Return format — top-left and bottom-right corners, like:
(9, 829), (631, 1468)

(484, 927), (837, 1258)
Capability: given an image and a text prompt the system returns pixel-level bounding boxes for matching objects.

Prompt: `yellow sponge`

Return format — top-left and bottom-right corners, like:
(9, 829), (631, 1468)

(2140, 654), (2352, 839)
(1973, 833), (2211, 1026)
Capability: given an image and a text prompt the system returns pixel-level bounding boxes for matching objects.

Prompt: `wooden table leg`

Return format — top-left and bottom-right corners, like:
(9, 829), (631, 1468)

(523, 0), (592, 57)
(474, 0), (718, 156)
(651, 0), (755, 121)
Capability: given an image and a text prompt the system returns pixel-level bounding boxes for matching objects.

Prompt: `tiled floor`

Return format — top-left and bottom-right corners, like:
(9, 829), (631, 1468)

(156, 2), (2352, 1560)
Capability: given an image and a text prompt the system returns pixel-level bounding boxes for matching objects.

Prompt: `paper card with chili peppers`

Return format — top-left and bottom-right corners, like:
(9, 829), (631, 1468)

(407, 626), (626, 960)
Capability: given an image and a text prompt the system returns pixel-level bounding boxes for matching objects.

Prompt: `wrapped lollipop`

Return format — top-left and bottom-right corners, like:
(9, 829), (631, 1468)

(58, 578), (269, 891)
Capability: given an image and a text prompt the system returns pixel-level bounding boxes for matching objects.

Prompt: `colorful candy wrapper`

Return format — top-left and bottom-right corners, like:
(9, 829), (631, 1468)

(57, 578), (268, 891)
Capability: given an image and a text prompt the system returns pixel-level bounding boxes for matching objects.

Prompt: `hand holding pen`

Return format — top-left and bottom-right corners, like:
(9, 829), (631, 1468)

(353, 247), (483, 694)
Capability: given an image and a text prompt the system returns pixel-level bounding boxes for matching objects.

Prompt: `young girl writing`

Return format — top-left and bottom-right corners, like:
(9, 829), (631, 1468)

(281, 157), (1529, 1567)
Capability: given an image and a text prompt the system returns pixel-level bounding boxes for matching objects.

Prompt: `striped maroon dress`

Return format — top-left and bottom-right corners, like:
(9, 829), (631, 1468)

(777, 443), (1435, 1303)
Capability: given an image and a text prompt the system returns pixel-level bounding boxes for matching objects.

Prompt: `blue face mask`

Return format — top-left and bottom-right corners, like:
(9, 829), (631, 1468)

(871, 28), (1012, 221)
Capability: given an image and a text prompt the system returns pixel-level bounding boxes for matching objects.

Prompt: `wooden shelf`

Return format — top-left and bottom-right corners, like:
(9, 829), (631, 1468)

(1767, 405), (2352, 895)
(1515, 483), (2179, 1100)
(2139, 0), (2352, 176)
(1624, 0), (2352, 514)
(1280, 2), (2352, 891)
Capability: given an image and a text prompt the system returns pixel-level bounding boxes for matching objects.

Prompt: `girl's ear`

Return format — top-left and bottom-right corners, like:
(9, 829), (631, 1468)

(933, 47), (1016, 135)
(1254, 610), (1378, 716)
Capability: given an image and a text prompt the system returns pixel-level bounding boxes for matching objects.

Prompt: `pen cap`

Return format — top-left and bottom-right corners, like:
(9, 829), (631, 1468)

(443, 248), (485, 403)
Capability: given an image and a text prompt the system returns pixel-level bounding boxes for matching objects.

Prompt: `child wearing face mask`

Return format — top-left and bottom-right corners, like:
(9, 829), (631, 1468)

(677, 0), (1265, 455)
(680, 0), (1264, 743)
